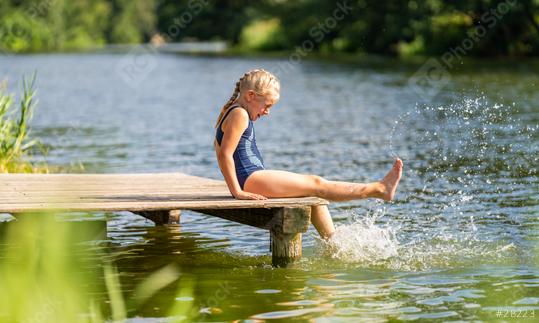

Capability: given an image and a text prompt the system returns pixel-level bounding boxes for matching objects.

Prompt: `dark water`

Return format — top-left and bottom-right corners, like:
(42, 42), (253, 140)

(0, 53), (538, 321)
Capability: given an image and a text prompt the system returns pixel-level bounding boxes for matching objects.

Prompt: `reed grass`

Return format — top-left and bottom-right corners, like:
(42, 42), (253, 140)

(0, 76), (196, 321)
(0, 212), (195, 322)
(0, 74), (48, 173)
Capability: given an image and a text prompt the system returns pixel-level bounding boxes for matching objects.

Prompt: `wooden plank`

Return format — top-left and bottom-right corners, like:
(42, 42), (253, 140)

(0, 194), (321, 204)
(0, 173), (213, 182)
(0, 174), (221, 186)
(0, 190), (227, 196)
(0, 198), (326, 213)
(0, 173), (327, 214)
(0, 187), (227, 193)
(1, 173), (326, 268)
(0, 190), (228, 197)
(0, 172), (203, 178)
(0, 184), (224, 191)
(0, 185), (222, 190)
(0, 181), (223, 185)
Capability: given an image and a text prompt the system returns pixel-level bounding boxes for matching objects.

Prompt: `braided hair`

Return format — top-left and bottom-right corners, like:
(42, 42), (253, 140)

(215, 69), (280, 128)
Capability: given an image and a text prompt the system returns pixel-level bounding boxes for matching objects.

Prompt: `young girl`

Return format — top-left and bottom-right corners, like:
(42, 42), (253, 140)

(214, 69), (403, 239)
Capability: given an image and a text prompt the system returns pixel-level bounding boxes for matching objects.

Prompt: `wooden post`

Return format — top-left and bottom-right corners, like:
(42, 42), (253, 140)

(136, 210), (181, 225)
(195, 206), (311, 267)
(271, 229), (303, 267)
(270, 207), (311, 267)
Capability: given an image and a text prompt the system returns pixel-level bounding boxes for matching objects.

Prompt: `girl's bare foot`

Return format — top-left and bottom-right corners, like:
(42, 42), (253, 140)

(380, 159), (403, 201)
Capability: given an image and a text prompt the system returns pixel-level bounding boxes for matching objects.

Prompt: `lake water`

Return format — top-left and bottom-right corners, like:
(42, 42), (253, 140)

(0, 53), (538, 321)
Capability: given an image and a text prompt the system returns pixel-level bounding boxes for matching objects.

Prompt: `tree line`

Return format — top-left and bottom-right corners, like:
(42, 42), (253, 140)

(1, 0), (538, 57)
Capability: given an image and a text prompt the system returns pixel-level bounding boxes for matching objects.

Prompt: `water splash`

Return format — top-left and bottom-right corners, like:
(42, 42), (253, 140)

(383, 96), (536, 269)
(314, 210), (517, 271)
(309, 96), (532, 272)
(316, 214), (399, 266)
(389, 96), (537, 184)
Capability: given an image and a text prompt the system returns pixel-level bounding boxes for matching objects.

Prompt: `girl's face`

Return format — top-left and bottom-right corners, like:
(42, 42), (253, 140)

(243, 90), (278, 121)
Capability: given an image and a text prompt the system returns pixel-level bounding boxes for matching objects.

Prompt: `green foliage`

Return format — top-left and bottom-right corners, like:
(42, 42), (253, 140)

(0, 75), (47, 173)
(0, 0), (153, 52)
(0, 0), (538, 56)
(237, 0), (539, 57)
(397, 36), (426, 57)
(422, 12), (474, 55)
(0, 213), (195, 322)
(63, 0), (112, 49)
(0, 214), (101, 322)
(110, 0), (157, 43)
(156, 0), (250, 43)
(0, 9), (55, 52)
(239, 18), (286, 51)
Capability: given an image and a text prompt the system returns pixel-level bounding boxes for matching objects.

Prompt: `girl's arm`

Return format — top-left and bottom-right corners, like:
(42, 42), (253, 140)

(217, 109), (266, 200)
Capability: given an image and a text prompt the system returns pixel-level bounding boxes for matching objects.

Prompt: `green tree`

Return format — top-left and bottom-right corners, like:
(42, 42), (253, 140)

(63, 0), (112, 49)
(0, 0), (538, 56)
(156, 0), (250, 43)
(109, 0), (157, 44)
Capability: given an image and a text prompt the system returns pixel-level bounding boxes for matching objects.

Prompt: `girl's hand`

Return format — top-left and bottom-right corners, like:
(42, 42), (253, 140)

(233, 191), (267, 200)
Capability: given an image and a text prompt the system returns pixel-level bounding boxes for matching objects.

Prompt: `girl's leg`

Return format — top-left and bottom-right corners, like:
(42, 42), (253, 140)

(244, 160), (402, 239)
(243, 159), (403, 202)
(311, 205), (335, 239)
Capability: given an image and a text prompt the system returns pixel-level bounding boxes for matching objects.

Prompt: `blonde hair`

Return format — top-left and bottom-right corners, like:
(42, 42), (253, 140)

(215, 69), (280, 127)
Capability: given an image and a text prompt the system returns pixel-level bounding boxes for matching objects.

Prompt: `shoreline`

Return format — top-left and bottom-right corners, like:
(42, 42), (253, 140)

(3, 43), (539, 72)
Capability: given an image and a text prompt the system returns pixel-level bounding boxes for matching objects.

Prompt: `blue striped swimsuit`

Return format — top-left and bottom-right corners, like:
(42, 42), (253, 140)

(215, 104), (265, 189)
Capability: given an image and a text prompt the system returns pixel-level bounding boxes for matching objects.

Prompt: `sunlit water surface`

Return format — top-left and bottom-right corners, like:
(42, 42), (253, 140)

(1, 53), (538, 321)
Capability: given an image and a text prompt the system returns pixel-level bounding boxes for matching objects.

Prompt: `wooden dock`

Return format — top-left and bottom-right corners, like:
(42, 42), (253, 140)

(0, 173), (328, 267)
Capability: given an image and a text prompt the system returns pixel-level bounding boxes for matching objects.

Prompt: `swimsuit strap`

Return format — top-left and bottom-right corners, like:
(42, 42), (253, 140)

(218, 103), (242, 129)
